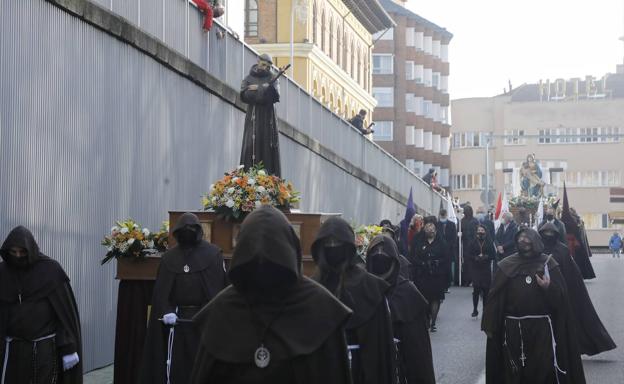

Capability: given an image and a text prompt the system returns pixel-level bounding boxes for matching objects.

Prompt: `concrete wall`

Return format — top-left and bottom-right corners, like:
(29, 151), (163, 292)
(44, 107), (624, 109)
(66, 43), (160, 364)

(0, 0), (443, 371)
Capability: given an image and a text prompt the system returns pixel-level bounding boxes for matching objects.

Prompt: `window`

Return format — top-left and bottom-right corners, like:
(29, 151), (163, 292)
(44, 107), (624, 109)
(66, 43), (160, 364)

(564, 170), (621, 187)
(245, 0), (258, 37)
(424, 131), (433, 150)
(329, 19), (334, 60)
(441, 76), (449, 92)
(406, 126), (415, 145)
(432, 72), (440, 90)
(424, 35), (433, 54)
(424, 68), (432, 87)
(373, 28), (394, 40)
(441, 136), (450, 155)
(504, 129), (526, 145)
(414, 65), (424, 83)
(423, 100), (432, 118)
(415, 129), (424, 147)
(312, 2), (317, 44)
(432, 134), (441, 153)
(405, 27), (415, 46)
(415, 96), (424, 115)
(405, 94), (415, 112)
(451, 174), (487, 190)
(441, 44), (449, 62)
(432, 40), (441, 58)
(373, 121), (393, 141)
(321, 10), (326, 52)
(451, 132), (488, 148)
(372, 54), (393, 74)
(405, 61), (414, 80)
(441, 107), (449, 124)
(372, 87), (394, 107)
(415, 32), (424, 50)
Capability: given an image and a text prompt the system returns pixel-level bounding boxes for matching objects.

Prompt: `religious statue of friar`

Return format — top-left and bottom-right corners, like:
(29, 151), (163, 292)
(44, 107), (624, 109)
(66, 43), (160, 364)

(239, 53), (288, 177)
(520, 153), (545, 197)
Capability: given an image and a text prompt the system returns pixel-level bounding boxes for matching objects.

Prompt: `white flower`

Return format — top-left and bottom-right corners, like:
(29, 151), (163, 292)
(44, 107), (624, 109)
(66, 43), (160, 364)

(111, 226), (120, 233)
(107, 246), (114, 252)
(227, 187), (236, 194)
(133, 223), (139, 229)
(247, 178), (256, 185)
(226, 199), (235, 208)
(120, 227), (129, 234)
(257, 170), (266, 176)
(127, 238), (135, 245)
(237, 164), (245, 170)
(257, 186), (266, 194)
(232, 177), (240, 183)
(147, 240), (155, 248)
(142, 228), (151, 236)
(255, 201), (262, 209)
(209, 184), (215, 191)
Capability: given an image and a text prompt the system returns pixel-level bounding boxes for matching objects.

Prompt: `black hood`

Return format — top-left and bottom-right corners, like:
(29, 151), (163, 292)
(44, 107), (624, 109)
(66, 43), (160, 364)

(0, 226), (42, 266)
(463, 205), (474, 219)
(172, 212), (204, 243)
(311, 217), (358, 267)
(515, 227), (545, 255)
(539, 221), (560, 235)
(366, 234), (401, 287)
(229, 206), (301, 294)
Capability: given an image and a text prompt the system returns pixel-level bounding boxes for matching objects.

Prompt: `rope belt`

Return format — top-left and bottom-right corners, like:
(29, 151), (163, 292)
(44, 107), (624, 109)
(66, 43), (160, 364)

(504, 315), (566, 384)
(2, 333), (56, 384)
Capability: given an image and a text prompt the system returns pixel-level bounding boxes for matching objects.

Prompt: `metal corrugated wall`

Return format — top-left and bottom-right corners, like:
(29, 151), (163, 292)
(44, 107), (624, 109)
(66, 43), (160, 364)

(0, 0), (442, 372)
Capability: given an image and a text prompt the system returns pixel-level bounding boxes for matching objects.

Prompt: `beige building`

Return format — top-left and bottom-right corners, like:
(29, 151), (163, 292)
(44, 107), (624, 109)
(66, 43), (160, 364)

(450, 72), (624, 246)
(244, 0), (395, 124)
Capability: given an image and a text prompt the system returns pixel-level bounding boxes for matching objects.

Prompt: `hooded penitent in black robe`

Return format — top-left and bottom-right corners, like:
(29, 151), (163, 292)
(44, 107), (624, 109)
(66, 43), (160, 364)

(190, 206), (352, 384)
(139, 212), (227, 384)
(240, 64), (281, 176)
(482, 228), (586, 384)
(539, 222), (616, 356)
(367, 235), (436, 384)
(312, 217), (397, 384)
(0, 226), (83, 384)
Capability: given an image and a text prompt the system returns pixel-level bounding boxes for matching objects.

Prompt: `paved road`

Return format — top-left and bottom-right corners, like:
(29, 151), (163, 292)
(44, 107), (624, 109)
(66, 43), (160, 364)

(84, 254), (624, 383)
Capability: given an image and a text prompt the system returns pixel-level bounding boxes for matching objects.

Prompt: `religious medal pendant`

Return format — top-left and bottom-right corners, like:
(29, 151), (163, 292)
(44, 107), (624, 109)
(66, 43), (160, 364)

(254, 344), (271, 368)
(520, 352), (527, 367)
(525, 275), (532, 284)
(183, 264), (190, 273)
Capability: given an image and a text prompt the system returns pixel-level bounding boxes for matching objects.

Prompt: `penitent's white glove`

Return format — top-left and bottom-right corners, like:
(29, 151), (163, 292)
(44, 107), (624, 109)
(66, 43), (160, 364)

(62, 352), (79, 371)
(162, 313), (178, 325)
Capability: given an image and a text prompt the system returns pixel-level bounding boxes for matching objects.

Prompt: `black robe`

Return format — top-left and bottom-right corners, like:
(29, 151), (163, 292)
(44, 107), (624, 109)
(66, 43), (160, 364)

(539, 223), (616, 356)
(139, 213), (227, 384)
(562, 215), (595, 280)
(312, 217), (397, 384)
(409, 234), (450, 302)
(367, 235), (436, 384)
(0, 226), (83, 384)
(467, 236), (496, 289)
(240, 64), (281, 176)
(190, 206), (352, 383)
(482, 229), (586, 384)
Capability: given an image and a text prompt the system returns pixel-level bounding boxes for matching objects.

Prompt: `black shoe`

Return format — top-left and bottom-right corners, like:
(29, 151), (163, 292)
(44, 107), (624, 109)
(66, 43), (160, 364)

(471, 310), (478, 318)
(430, 324), (437, 332)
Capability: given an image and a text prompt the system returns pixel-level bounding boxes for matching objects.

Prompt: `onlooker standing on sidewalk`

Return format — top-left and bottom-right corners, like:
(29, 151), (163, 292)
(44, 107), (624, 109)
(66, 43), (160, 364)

(609, 231), (622, 258)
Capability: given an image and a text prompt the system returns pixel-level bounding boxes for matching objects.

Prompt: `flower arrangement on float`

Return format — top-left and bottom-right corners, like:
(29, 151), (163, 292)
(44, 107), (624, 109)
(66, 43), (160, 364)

(100, 219), (169, 265)
(509, 195), (540, 210)
(202, 164), (300, 221)
(353, 224), (384, 259)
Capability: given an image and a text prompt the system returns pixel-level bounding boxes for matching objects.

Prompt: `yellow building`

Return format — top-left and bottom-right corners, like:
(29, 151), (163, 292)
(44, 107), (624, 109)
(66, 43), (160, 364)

(244, 0), (395, 124)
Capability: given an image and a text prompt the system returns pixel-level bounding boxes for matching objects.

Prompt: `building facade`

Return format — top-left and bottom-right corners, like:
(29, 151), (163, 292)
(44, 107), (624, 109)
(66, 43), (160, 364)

(372, 0), (452, 187)
(450, 72), (624, 246)
(244, 0), (394, 125)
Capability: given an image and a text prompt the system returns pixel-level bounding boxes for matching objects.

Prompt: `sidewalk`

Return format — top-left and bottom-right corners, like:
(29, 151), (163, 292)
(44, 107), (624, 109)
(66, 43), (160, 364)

(84, 365), (113, 384)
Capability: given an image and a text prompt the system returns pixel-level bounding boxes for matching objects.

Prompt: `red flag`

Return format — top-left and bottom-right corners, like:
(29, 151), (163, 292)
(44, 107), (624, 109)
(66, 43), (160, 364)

(494, 192), (503, 220)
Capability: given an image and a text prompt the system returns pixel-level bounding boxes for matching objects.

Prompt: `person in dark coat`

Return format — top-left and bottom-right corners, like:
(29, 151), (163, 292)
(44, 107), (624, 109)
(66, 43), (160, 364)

(140, 212), (228, 384)
(349, 109), (373, 135)
(410, 222), (450, 332)
(190, 206), (352, 383)
(437, 209), (458, 287)
(460, 205), (479, 286)
(0, 226), (83, 384)
(482, 228), (586, 384)
(366, 235), (436, 384)
(495, 212), (518, 260)
(240, 53), (282, 176)
(467, 224), (496, 318)
(476, 206), (496, 240)
(539, 222), (616, 356)
(311, 217), (397, 384)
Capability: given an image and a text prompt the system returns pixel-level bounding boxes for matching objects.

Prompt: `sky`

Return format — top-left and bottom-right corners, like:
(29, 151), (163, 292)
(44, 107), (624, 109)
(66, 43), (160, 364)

(404, 0), (624, 100)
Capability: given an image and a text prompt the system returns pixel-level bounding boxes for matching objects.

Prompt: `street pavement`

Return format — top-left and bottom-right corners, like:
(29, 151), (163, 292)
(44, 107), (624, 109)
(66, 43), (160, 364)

(84, 253), (624, 383)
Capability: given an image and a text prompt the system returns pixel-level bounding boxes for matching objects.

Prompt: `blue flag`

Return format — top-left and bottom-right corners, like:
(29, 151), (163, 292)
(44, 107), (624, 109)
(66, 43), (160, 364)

(400, 188), (416, 255)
